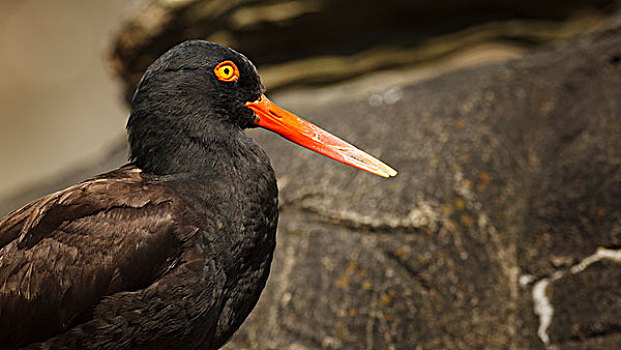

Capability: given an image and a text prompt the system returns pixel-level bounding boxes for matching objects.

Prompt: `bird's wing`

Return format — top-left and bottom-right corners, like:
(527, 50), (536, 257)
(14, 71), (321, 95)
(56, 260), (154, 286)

(0, 165), (198, 348)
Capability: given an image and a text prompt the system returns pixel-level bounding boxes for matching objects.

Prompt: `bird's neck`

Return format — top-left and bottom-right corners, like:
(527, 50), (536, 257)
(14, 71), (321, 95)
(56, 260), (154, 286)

(128, 116), (270, 178)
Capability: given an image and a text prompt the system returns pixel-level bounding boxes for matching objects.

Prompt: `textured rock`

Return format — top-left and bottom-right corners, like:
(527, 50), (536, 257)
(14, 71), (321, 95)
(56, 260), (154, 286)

(222, 19), (621, 349)
(109, 0), (614, 94)
(548, 258), (621, 349)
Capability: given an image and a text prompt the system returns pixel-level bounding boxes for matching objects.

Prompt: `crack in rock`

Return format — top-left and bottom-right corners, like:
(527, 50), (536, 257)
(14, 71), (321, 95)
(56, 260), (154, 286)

(299, 201), (441, 233)
(522, 247), (621, 348)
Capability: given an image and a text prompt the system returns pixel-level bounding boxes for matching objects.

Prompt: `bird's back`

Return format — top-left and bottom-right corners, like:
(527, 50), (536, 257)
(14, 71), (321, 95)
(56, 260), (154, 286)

(0, 163), (278, 349)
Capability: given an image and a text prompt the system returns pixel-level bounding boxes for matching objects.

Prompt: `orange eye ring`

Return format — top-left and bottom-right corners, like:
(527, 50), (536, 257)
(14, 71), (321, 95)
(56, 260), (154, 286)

(214, 60), (239, 82)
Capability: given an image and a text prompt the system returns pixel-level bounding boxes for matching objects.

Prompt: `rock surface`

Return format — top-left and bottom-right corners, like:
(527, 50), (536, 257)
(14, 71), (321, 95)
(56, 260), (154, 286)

(219, 20), (620, 349)
(109, 0), (614, 94)
(2, 5), (620, 350)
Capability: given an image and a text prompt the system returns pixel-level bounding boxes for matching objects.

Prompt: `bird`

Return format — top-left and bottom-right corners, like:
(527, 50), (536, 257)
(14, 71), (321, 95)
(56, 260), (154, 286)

(0, 40), (397, 350)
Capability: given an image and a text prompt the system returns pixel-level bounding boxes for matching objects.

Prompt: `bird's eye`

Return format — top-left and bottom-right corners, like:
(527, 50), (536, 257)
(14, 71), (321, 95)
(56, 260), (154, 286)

(214, 61), (240, 82)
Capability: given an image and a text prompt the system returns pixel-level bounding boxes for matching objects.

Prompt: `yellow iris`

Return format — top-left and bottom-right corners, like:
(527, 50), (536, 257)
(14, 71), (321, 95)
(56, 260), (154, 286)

(214, 61), (239, 82)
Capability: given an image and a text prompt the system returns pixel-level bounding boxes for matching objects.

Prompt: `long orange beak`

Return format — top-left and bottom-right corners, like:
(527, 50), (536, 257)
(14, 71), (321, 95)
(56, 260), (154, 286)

(245, 94), (397, 178)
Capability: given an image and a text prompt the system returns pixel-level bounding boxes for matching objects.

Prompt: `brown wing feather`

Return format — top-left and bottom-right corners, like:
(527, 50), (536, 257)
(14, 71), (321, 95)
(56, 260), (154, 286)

(0, 165), (197, 348)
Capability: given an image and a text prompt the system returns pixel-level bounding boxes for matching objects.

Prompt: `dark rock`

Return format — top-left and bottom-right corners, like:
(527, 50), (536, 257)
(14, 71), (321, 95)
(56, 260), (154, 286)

(223, 18), (621, 349)
(109, 0), (616, 94)
(548, 260), (621, 349)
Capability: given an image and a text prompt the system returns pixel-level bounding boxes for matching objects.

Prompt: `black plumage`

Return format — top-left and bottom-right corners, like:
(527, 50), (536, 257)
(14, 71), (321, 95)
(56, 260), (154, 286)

(1, 41), (276, 350)
(0, 40), (395, 349)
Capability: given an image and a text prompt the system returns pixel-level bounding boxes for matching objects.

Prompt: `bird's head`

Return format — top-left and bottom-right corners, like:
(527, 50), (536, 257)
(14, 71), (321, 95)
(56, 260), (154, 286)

(128, 40), (396, 178)
(129, 41), (261, 130)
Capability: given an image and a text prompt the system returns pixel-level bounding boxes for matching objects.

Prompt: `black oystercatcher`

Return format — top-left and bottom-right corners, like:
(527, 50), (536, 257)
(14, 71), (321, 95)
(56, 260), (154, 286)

(0, 41), (396, 349)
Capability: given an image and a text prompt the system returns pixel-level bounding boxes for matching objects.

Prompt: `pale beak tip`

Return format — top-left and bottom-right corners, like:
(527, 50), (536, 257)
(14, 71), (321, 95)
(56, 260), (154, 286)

(373, 165), (398, 178)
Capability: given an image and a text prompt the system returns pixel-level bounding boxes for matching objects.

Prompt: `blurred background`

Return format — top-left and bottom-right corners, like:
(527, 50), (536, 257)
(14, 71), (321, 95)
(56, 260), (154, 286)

(0, 0), (131, 199)
(0, 0), (616, 200)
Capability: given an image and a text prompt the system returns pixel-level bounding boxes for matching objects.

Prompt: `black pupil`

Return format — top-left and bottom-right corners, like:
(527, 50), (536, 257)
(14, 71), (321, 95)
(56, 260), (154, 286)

(223, 67), (230, 75)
